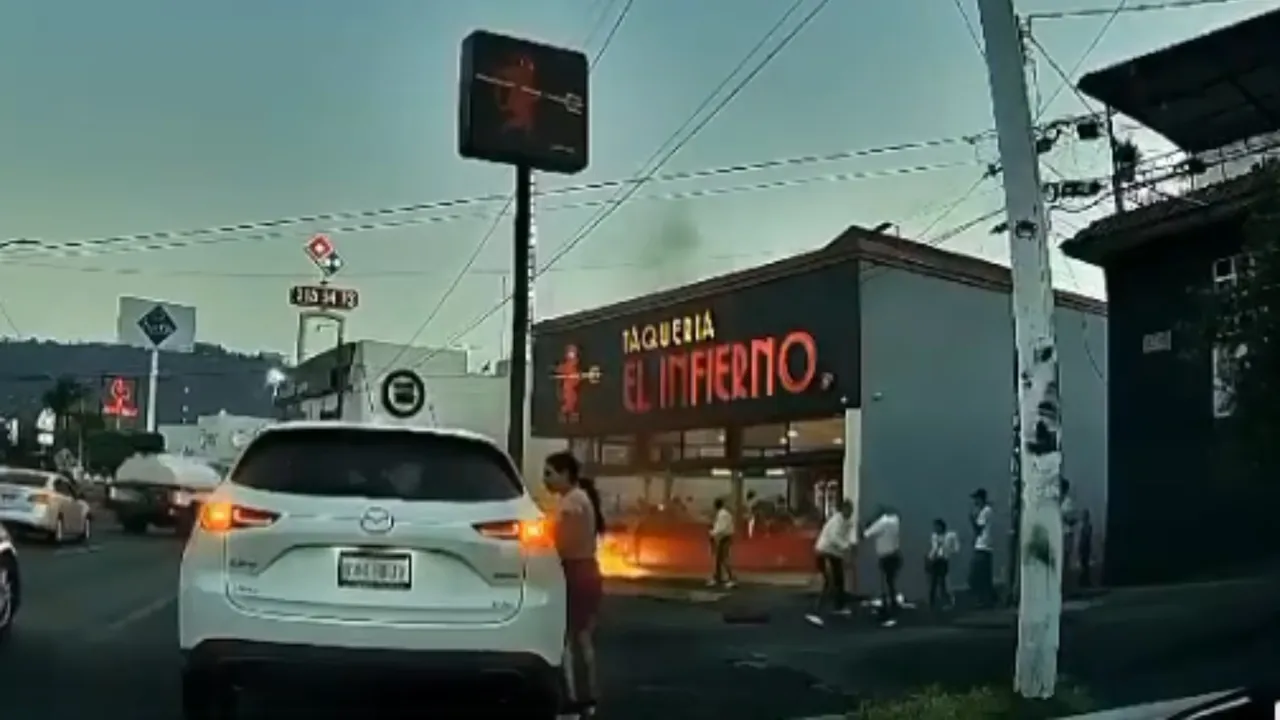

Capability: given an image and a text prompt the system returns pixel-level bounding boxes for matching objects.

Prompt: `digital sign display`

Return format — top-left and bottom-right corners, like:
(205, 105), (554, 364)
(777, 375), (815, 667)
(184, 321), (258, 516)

(458, 30), (589, 175)
(531, 262), (861, 436)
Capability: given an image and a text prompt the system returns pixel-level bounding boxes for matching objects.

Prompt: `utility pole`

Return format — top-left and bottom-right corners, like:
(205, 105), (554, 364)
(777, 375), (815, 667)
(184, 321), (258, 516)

(507, 166), (532, 467)
(976, 0), (1065, 699)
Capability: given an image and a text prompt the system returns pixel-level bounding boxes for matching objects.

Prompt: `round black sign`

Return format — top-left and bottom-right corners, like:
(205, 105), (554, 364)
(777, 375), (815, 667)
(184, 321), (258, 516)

(380, 369), (425, 418)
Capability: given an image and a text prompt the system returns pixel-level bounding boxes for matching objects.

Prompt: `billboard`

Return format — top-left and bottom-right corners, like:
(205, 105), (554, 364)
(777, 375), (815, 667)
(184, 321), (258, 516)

(116, 296), (196, 352)
(530, 261), (861, 437)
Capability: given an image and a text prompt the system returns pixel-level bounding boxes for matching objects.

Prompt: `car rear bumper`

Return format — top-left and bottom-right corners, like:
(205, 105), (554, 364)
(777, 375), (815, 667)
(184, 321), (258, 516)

(0, 508), (54, 533)
(183, 639), (562, 705)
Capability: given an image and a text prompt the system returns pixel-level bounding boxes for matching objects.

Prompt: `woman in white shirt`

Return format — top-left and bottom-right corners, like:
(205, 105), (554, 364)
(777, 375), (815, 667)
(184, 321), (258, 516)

(544, 451), (604, 717)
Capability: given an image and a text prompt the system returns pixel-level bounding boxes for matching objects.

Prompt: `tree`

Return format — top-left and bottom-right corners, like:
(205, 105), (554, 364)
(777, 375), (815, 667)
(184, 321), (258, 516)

(1201, 172), (1280, 483)
(42, 375), (89, 422)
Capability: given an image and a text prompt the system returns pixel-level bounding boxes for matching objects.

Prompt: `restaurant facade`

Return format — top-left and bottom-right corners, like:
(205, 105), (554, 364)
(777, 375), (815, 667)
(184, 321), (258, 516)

(532, 225), (1109, 596)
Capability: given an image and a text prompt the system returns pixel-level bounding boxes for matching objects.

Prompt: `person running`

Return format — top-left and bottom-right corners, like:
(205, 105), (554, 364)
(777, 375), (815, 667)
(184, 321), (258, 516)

(805, 499), (855, 627)
(926, 518), (960, 610)
(968, 488), (996, 608)
(864, 505), (903, 627)
(544, 451), (605, 718)
(707, 497), (737, 588)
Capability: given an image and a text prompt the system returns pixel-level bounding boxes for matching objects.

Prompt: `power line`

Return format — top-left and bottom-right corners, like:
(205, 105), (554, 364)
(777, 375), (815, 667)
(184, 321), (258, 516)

(5, 160), (977, 279)
(951, 0), (985, 56)
(1036, 0), (1130, 113)
(1028, 0), (1264, 21)
(2, 134), (987, 264)
(408, 0), (831, 369)
(373, 0), (639, 375)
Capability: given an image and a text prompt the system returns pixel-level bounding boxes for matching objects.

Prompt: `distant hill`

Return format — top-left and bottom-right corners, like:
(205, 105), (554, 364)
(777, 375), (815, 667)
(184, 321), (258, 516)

(0, 339), (277, 422)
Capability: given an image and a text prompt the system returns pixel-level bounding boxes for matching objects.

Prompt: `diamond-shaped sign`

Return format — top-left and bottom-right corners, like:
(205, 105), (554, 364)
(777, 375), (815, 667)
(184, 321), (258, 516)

(137, 304), (178, 347)
(319, 252), (344, 276)
(305, 234), (334, 262)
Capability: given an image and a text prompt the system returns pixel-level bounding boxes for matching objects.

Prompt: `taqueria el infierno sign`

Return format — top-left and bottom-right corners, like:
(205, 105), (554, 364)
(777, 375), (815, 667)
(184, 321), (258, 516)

(620, 307), (822, 414)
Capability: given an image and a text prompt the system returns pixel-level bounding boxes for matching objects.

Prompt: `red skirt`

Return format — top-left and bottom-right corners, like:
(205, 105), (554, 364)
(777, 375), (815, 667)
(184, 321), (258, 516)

(562, 558), (603, 634)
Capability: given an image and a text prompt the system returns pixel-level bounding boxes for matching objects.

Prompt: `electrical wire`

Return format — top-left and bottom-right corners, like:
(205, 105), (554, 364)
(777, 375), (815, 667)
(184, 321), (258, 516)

(336, 1), (641, 378)
(951, 0), (985, 56)
(406, 0), (831, 370)
(1027, 0), (1264, 21)
(1, 134), (987, 264)
(6, 160), (977, 279)
(1037, 0), (1130, 113)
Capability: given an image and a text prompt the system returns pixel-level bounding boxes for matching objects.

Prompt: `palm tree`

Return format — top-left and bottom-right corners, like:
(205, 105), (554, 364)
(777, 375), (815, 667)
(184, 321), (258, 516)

(41, 375), (89, 435)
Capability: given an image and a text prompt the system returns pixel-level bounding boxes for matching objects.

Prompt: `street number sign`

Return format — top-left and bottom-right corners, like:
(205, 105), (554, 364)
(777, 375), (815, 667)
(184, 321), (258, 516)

(290, 285), (359, 311)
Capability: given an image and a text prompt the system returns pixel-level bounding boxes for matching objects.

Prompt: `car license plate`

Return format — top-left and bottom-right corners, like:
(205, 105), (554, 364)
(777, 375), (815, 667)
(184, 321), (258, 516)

(337, 552), (411, 590)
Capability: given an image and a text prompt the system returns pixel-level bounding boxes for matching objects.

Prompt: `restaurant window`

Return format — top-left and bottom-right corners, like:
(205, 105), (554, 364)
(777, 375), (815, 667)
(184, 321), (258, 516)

(599, 436), (633, 465)
(683, 428), (726, 458)
(741, 423), (788, 457)
(788, 416), (845, 451)
(650, 432), (682, 464)
(569, 438), (597, 464)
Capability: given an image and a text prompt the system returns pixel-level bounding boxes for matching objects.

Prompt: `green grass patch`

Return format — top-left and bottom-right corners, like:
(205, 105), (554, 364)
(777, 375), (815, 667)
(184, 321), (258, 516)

(850, 680), (1094, 720)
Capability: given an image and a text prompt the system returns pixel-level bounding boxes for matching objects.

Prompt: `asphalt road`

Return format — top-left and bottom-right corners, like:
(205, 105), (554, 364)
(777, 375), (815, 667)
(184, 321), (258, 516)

(0, 528), (849, 720)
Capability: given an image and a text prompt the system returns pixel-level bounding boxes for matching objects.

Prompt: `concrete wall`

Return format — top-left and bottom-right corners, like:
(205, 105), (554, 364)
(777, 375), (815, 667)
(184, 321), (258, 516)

(857, 265), (1108, 598)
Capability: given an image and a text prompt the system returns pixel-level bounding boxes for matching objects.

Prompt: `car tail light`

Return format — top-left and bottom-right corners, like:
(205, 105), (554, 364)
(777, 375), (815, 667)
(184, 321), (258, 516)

(474, 518), (554, 551)
(28, 492), (50, 505)
(198, 502), (279, 533)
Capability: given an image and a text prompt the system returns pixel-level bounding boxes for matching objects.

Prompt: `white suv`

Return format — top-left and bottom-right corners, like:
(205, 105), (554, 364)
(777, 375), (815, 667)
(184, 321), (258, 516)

(178, 422), (566, 718)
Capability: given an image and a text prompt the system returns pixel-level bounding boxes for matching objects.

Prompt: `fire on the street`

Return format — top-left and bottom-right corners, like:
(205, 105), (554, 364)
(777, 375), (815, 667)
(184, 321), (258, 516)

(597, 532), (648, 578)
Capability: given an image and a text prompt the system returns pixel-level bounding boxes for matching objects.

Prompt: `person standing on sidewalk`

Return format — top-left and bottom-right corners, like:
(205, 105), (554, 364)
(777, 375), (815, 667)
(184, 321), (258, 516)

(805, 499), (855, 626)
(1060, 478), (1080, 594)
(1077, 509), (1094, 588)
(968, 488), (996, 608)
(707, 497), (737, 589)
(864, 505), (903, 627)
(925, 518), (960, 610)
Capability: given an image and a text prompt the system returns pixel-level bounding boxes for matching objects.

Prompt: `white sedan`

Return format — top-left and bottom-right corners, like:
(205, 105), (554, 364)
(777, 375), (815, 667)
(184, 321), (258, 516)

(0, 468), (92, 544)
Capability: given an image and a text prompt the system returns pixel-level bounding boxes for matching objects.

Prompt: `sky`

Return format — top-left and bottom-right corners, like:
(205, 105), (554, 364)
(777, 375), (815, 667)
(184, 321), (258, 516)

(1, 0), (1277, 360)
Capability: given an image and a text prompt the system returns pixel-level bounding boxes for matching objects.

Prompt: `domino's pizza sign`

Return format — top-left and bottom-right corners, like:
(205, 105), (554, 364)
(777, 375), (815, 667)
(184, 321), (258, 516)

(116, 296), (197, 352)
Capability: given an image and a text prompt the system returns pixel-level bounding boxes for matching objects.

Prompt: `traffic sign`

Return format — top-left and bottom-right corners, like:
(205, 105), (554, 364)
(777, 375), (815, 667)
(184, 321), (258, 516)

(305, 234), (334, 261)
(380, 369), (425, 418)
(289, 285), (359, 311)
(137, 304), (178, 347)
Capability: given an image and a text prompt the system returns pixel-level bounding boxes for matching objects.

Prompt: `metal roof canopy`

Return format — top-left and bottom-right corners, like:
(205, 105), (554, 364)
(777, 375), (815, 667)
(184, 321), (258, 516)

(1077, 9), (1280, 154)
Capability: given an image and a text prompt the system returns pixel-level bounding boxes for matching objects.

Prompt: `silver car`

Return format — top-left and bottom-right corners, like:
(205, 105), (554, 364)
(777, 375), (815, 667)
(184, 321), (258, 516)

(0, 522), (18, 643)
(0, 468), (92, 544)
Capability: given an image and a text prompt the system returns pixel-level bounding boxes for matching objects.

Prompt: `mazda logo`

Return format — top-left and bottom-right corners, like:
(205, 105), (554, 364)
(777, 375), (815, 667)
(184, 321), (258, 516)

(359, 507), (394, 534)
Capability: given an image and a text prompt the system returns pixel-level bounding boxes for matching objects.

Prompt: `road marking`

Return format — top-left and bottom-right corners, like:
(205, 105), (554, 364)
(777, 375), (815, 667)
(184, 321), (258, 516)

(84, 594), (175, 644)
(52, 545), (102, 557)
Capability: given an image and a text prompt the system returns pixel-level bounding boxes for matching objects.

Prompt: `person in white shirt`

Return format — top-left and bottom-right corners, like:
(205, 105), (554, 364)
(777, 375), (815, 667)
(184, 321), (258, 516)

(968, 488), (996, 608)
(863, 505), (903, 626)
(707, 498), (736, 588)
(925, 518), (960, 609)
(805, 499), (855, 626)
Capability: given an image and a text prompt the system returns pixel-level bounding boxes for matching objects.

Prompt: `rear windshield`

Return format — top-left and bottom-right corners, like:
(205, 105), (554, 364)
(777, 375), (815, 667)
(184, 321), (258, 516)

(0, 471), (48, 488)
(231, 429), (523, 502)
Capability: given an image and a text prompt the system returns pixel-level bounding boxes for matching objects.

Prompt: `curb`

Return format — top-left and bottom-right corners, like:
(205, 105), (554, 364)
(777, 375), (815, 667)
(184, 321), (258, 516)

(785, 689), (1238, 720)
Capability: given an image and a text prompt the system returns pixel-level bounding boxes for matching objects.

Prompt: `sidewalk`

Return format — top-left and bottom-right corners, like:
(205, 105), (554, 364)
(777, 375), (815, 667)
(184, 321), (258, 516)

(737, 573), (1280, 717)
